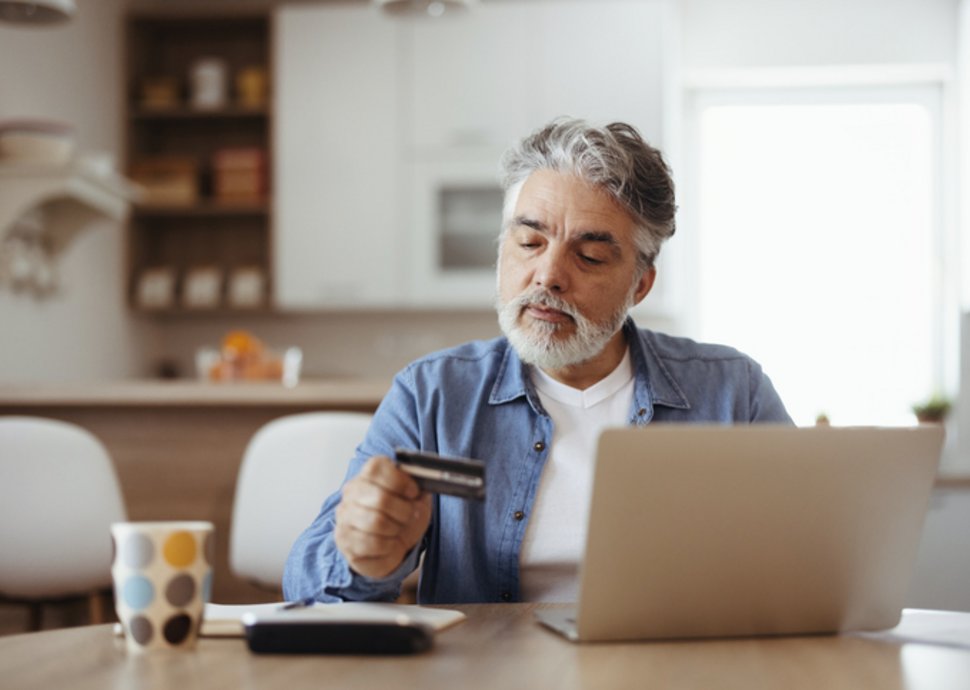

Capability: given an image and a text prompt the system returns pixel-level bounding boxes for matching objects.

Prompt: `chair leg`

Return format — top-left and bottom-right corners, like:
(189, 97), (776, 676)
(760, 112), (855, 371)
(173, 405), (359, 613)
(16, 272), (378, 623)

(27, 603), (43, 632)
(88, 590), (106, 625)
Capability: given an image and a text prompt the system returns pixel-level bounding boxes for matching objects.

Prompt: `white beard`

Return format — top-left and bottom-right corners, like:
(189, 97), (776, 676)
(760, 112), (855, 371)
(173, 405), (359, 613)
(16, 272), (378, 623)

(495, 285), (635, 371)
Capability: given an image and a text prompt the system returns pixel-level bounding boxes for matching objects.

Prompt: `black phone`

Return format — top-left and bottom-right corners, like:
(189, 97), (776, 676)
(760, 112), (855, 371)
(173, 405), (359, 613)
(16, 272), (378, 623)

(243, 614), (434, 655)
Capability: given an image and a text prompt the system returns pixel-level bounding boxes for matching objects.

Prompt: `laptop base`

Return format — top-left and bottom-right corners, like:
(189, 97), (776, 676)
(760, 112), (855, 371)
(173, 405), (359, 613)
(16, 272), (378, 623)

(535, 607), (580, 642)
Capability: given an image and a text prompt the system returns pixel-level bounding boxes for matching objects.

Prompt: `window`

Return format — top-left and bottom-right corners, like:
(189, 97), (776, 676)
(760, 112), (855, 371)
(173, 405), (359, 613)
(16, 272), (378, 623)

(688, 83), (947, 426)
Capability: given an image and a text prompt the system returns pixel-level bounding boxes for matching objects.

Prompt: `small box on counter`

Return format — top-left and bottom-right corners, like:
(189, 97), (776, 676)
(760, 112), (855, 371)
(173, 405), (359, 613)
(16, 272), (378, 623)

(130, 156), (199, 205)
(211, 147), (266, 202)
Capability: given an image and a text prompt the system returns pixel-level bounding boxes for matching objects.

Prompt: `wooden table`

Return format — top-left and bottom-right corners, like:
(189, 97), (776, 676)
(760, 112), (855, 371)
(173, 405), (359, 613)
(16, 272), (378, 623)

(0, 380), (388, 604)
(2, 604), (969, 690)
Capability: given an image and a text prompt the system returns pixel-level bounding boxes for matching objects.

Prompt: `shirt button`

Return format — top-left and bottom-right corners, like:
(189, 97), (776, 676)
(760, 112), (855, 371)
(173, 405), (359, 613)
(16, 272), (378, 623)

(638, 408), (647, 416)
(513, 510), (525, 521)
(534, 441), (545, 452)
(501, 591), (512, 602)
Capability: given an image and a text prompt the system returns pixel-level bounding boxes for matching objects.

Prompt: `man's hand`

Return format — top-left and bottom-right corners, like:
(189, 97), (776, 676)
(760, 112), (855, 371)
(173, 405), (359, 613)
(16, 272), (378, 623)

(334, 455), (432, 579)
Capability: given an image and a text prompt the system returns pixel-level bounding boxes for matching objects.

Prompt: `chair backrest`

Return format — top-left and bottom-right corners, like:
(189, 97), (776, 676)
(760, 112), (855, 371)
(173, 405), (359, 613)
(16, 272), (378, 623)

(229, 411), (373, 590)
(0, 416), (127, 599)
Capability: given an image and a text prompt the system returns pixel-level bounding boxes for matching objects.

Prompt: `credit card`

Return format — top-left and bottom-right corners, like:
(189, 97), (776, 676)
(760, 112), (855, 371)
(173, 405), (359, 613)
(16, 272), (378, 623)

(394, 449), (485, 501)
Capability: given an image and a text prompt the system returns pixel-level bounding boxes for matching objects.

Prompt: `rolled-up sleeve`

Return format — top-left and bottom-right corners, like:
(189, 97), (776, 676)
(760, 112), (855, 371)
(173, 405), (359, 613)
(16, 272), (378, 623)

(282, 369), (426, 602)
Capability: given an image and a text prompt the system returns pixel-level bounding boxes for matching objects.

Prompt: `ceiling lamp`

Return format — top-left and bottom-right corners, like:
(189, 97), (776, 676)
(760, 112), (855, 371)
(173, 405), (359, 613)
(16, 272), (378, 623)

(375, 0), (476, 19)
(0, 0), (75, 24)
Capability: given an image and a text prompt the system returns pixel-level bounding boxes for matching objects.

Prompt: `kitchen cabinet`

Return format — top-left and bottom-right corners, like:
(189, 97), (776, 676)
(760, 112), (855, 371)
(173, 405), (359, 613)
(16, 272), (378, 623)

(407, 3), (542, 153)
(407, 1), (668, 153)
(274, 5), (404, 309)
(274, 0), (672, 309)
(124, 10), (273, 314)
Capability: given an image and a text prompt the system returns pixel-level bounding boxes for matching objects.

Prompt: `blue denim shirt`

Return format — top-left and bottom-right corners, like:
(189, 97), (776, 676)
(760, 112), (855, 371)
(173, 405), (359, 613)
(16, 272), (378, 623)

(282, 319), (792, 604)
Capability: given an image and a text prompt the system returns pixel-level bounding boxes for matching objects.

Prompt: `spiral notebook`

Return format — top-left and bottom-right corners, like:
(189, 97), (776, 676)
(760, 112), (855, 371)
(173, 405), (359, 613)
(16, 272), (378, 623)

(113, 602), (466, 638)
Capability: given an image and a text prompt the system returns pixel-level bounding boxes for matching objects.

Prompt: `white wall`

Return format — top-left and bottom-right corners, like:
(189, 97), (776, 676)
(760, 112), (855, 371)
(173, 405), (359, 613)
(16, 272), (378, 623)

(683, 0), (957, 68)
(0, 0), (155, 382)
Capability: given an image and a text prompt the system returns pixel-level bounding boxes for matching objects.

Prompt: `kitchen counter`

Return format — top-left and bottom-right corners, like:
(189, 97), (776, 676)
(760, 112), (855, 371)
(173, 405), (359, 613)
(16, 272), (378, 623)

(0, 379), (390, 408)
(0, 379), (390, 606)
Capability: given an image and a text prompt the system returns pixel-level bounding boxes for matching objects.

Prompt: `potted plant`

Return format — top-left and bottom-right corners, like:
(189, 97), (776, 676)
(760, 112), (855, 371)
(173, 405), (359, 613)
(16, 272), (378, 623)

(911, 394), (952, 424)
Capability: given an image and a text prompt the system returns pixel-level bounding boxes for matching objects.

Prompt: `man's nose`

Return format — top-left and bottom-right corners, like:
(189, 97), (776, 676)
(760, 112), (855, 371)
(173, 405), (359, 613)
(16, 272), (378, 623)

(534, 246), (569, 293)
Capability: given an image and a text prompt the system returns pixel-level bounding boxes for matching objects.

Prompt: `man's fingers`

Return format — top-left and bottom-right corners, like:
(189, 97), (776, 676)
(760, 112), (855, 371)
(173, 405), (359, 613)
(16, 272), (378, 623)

(341, 473), (419, 527)
(333, 455), (434, 579)
(334, 521), (420, 579)
(334, 523), (401, 560)
(335, 498), (406, 537)
(358, 455), (420, 499)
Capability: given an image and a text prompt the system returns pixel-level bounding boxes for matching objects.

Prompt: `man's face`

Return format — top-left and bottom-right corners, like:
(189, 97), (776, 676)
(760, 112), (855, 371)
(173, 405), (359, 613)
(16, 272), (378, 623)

(496, 169), (655, 372)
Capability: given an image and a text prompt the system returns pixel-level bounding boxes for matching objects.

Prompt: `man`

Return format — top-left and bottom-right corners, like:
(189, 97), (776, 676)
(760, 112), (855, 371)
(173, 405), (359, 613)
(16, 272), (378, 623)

(283, 118), (791, 605)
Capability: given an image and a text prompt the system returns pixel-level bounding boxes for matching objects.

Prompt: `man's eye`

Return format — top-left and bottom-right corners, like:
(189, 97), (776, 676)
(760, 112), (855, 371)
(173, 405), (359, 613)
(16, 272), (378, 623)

(519, 242), (540, 249)
(580, 254), (605, 265)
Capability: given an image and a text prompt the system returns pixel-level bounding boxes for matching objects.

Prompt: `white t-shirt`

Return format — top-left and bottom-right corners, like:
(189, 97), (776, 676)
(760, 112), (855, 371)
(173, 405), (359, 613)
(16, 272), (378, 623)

(518, 349), (635, 602)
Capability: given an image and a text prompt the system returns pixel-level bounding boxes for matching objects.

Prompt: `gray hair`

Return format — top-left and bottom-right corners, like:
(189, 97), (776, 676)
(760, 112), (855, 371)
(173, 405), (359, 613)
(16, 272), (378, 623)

(499, 117), (677, 271)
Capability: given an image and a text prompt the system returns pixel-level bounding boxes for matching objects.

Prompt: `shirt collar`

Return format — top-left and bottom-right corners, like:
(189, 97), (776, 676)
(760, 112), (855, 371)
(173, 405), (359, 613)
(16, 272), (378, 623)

(624, 318), (691, 420)
(531, 347), (633, 408)
(489, 342), (543, 414)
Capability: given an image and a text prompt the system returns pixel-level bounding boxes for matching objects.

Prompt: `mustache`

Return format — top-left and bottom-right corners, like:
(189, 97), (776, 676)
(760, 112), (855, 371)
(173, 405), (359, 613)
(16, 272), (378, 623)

(509, 288), (580, 321)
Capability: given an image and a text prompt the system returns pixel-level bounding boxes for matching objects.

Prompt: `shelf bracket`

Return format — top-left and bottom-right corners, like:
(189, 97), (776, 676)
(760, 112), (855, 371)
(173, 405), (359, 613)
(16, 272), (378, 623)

(0, 162), (138, 296)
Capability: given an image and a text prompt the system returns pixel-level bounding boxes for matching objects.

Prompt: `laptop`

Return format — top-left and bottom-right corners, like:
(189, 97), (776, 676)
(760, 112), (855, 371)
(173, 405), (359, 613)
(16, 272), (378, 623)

(535, 424), (944, 642)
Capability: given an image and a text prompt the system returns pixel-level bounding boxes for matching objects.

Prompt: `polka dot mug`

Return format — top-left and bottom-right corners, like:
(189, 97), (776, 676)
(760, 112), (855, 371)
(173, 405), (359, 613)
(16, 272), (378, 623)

(111, 521), (214, 653)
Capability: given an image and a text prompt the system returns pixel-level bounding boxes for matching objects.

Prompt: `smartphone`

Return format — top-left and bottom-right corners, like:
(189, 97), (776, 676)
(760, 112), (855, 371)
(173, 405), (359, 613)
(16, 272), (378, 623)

(242, 613), (434, 655)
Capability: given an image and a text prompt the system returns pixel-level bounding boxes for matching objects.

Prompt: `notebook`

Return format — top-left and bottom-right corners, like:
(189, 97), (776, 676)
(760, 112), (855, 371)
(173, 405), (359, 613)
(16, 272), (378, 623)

(113, 602), (466, 638)
(535, 425), (944, 642)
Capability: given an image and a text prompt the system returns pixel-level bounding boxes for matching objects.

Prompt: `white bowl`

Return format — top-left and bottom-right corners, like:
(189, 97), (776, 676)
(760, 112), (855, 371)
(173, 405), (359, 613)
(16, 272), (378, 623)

(0, 131), (75, 165)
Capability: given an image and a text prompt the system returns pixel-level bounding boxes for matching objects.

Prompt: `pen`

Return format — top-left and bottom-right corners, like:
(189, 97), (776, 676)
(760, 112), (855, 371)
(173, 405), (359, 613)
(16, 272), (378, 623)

(279, 597), (316, 610)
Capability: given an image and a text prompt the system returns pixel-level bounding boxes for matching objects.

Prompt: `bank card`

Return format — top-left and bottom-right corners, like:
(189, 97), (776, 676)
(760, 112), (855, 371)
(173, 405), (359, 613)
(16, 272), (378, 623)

(394, 449), (486, 501)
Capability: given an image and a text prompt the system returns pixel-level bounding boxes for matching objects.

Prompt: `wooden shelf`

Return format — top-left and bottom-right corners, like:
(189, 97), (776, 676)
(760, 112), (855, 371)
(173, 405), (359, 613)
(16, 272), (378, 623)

(133, 201), (269, 217)
(133, 305), (275, 316)
(130, 107), (269, 121)
(0, 163), (136, 239)
(124, 9), (273, 313)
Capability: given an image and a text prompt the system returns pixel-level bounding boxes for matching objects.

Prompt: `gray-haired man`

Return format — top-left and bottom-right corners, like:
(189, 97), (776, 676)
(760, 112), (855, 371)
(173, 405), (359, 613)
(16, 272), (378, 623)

(284, 118), (791, 605)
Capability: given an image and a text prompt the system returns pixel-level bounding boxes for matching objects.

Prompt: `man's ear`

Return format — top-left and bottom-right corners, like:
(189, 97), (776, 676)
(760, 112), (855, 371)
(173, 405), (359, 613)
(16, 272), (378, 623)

(632, 266), (656, 305)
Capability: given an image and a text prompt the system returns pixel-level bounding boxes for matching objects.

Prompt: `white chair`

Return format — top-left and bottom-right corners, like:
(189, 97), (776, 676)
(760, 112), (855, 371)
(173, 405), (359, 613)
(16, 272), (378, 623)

(230, 411), (374, 592)
(0, 416), (127, 630)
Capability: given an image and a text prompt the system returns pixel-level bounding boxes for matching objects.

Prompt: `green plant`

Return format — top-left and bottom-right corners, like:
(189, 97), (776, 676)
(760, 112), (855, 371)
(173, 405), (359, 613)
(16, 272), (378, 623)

(911, 394), (952, 423)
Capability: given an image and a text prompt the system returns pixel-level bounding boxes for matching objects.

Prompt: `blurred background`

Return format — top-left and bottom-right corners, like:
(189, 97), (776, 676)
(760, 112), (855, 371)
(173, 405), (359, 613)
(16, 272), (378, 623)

(1, 0), (967, 429)
(1, 0), (969, 626)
